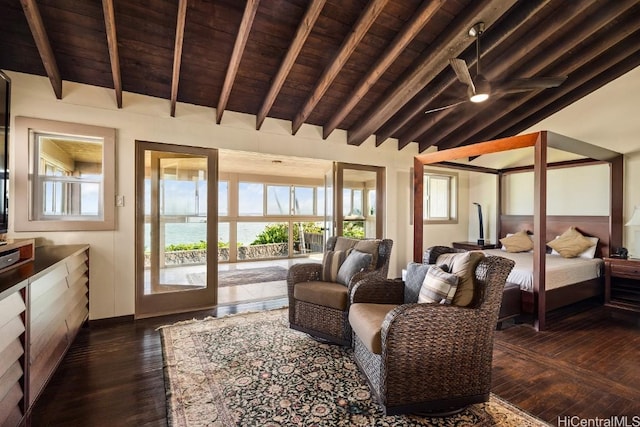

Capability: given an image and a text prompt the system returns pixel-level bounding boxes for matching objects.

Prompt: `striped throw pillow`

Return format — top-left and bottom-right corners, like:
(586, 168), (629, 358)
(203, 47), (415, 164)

(418, 265), (459, 304)
(322, 249), (351, 282)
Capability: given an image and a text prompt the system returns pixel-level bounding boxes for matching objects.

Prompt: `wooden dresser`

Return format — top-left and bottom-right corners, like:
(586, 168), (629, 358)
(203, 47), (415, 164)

(0, 243), (89, 427)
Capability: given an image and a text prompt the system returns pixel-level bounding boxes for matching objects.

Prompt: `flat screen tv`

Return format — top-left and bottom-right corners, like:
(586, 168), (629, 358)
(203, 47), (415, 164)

(0, 71), (10, 235)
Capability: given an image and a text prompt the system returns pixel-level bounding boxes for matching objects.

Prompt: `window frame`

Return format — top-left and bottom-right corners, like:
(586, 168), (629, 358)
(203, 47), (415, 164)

(14, 117), (116, 231)
(423, 169), (458, 224)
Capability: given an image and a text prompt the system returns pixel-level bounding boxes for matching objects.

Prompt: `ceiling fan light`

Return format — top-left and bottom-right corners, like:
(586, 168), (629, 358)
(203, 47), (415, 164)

(470, 92), (489, 103)
(470, 76), (491, 103)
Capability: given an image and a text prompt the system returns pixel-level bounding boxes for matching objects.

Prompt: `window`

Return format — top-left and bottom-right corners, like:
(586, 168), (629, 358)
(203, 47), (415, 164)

(238, 182), (263, 216)
(423, 170), (457, 223)
(266, 185), (290, 215)
(293, 186), (314, 215)
(14, 117), (115, 231)
(218, 181), (229, 216)
(343, 188), (364, 218)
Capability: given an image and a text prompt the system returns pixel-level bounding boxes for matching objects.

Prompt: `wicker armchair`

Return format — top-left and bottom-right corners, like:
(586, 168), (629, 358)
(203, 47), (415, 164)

(287, 236), (393, 346)
(348, 255), (515, 415)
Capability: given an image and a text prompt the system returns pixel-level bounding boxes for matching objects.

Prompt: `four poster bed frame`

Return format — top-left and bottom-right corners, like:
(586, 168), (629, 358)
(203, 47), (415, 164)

(413, 131), (624, 331)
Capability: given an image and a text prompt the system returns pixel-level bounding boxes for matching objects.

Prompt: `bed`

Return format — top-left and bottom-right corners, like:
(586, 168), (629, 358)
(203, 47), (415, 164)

(412, 131), (624, 330)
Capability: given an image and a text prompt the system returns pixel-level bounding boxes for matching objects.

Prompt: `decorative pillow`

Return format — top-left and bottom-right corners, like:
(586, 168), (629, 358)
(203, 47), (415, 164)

(418, 265), (459, 304)
(547, 227), (595, 258)
(436, 251), (485, 307)
(500, 230), (533, 253)
(404, 262), (432, 303)
(550, 235), (599, 259)
(322, 250), (350, 282)
(500, 233), (534, 252)
(354, 239), (381, 269)
(334, 236), (359, 252)
(336, 250), (373, 286)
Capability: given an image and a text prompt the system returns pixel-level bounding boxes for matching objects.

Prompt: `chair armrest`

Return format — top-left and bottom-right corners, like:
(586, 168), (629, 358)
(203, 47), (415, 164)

(379, 304), (497, 402)
(381, 304), (491, 349)
(350, 277), (404, 304)
(286, 263), (322, 296)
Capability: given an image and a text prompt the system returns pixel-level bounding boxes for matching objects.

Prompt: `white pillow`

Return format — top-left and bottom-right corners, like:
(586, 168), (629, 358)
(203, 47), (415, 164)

(550, 235), (598, 259)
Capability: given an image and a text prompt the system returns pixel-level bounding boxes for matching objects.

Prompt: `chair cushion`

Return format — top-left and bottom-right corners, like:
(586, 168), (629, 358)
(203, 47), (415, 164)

(418, 265), (459, 304)
(354, 239), (381, 269)
(321, 250), (350, 282)
(336, 250), (372, 285)
(294, 281), (349, 310)
(349, 303), (398, 355)
(334, 236), (360, 252)
(436, 251), (485, 307)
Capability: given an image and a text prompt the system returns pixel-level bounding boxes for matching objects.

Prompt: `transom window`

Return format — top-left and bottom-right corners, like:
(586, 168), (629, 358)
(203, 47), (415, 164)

(239, 182), (324, 217)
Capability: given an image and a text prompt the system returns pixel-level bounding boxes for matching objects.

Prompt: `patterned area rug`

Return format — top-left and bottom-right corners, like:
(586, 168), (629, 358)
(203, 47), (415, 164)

(187, 266), (288, 288)
(160, 309), (549, 427)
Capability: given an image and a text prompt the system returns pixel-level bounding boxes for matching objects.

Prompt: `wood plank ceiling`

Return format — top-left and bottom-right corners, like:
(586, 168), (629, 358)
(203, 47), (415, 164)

(1, 0), (639, 152)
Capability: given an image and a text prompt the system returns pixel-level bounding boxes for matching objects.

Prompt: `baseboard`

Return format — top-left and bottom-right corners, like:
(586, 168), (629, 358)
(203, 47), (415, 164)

(89, 314), (135, 327)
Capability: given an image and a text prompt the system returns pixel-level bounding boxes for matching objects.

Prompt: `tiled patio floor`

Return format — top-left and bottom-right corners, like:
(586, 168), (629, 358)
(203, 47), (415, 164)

(147, 255), (322, 305)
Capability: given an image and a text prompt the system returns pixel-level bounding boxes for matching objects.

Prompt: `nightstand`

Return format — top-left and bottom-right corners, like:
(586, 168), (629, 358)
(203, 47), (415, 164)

(452, 241), (496, 251)
(604, 257), (640, 316)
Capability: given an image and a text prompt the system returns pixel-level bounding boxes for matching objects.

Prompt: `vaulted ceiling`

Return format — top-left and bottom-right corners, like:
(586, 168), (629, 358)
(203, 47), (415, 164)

(1, 0), (639, 152)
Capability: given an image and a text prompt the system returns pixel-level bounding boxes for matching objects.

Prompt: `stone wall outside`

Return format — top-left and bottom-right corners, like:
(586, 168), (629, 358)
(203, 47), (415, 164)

(143, 243), (288, 267)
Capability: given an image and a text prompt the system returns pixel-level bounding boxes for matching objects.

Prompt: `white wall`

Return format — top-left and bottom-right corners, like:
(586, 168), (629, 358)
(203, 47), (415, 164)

(5, 71), (417, 320)
(503, 164), (610, 216)
(525, 65), (640, 250)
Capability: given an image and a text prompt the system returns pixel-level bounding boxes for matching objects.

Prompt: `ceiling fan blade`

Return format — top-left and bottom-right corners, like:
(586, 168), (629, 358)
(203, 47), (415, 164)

(424, 99), (468, 115)
(449, 58), (475, 93)
(494, 76), (568, 94)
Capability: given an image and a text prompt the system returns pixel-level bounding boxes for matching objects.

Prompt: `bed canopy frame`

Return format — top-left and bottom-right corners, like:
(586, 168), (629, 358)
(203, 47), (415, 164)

(413, 131), (623, 330)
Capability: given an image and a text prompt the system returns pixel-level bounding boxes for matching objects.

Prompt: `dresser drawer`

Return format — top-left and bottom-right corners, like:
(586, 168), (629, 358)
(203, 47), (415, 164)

(610, 262), (640, 279)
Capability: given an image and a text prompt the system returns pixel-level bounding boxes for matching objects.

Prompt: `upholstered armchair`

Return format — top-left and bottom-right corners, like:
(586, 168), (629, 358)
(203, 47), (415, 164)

(348, 255), (515, 415)
(287, 236), (393, 346)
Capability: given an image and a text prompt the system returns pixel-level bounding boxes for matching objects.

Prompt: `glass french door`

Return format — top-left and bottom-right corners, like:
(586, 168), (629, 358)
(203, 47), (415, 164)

(135, 141), (218, 317)
(334, 163), (385, 239)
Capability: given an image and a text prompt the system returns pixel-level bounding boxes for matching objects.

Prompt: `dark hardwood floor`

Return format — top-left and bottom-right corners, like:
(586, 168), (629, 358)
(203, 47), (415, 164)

(29, 298), (640, 426)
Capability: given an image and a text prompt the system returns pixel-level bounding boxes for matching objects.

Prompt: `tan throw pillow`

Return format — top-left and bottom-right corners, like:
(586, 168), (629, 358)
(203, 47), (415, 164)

(547, 227), (595, 258)
(418, 265), (459, 304)
(500, 230), (533, 253)
(436, 251), (485, 307)
(354, 239), (381, 269)
(322, 250), (350, 282)
(334, 236), (359, 252)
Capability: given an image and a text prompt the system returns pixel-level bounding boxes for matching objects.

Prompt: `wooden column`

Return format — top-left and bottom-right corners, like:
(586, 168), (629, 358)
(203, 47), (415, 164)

(533, 131), (547, 331)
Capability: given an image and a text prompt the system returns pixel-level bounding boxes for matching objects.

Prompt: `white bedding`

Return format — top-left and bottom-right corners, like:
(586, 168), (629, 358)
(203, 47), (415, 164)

(481, 249), (603, 292)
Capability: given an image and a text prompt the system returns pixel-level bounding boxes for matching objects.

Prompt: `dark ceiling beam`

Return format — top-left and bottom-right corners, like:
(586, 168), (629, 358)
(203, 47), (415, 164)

(291, 0), (389, 135)
(216, 0), (260, 124)
(321, 0), (443, 140)
(396, 0), (593, 149)
(425, 4), (640, 152)
(20, 0), (62, 99)
(101, 0), (122, 108)
(375, 0), (554, 149)
(346, 0), (516, 146)
(255, 0), (325, 130)
(170, 0), (188, 117)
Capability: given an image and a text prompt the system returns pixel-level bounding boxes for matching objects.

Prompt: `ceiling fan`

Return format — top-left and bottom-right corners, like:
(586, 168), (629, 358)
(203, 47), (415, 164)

(425, 22), (567, 114)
